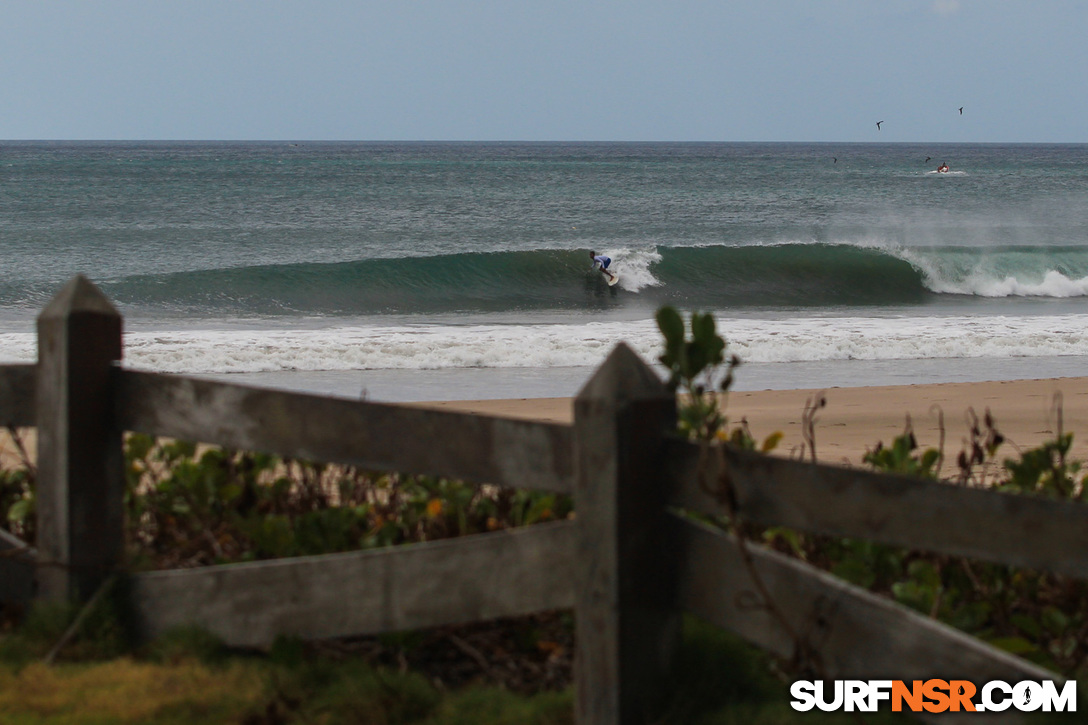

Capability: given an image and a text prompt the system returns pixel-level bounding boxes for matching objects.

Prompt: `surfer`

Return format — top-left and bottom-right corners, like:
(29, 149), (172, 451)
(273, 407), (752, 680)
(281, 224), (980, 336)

(590, 251), (616, 283)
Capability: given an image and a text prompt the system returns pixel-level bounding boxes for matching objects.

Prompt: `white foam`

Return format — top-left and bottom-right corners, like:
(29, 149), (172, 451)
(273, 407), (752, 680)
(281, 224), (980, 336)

(600, 247), (662, 292)
(943, 270), (1088, 298)
(5, 312), (1088, 374)
(892, 248), (1088, 298)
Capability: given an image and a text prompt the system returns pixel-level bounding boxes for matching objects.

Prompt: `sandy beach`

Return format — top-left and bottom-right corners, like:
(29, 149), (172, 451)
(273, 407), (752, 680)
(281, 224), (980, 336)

(412, 376), (1088, 468)
(5, 376), (1088, 470)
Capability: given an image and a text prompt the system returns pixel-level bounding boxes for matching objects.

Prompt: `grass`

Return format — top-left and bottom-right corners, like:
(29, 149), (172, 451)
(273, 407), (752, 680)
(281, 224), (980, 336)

(0, 633), (570, 725)
(0, 606), (921, 725)
(0, 659), (263, 724)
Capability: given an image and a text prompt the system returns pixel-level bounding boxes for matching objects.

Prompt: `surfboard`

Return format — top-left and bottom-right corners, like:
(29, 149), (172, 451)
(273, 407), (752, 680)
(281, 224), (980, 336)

(603, 270), (620, 287)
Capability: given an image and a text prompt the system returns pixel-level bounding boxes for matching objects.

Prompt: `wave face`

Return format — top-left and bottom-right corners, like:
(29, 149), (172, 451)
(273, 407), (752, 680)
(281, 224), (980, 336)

(76, 242), (1088, 317)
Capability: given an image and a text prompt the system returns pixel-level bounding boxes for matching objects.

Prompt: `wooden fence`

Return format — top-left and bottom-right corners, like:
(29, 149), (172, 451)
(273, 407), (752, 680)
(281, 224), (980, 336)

(2, 275), (1086, 723)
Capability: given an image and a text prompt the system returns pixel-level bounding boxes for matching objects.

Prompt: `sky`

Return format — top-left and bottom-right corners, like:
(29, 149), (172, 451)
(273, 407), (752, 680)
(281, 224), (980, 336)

(1, 0), (1085, 142)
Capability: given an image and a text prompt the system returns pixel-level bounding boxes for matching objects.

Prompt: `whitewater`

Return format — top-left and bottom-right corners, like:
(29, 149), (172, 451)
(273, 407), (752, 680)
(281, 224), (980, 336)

(2, 310), (1086, 373)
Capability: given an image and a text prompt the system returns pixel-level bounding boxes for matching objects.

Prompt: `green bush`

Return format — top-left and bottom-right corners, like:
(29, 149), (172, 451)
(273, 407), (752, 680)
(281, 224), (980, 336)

(107, 433), (572, 571)
(657, 306), (1088, 680)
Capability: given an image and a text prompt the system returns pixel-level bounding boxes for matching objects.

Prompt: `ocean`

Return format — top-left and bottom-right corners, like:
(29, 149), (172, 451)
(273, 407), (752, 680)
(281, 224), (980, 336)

(2, 141), (1088, 402)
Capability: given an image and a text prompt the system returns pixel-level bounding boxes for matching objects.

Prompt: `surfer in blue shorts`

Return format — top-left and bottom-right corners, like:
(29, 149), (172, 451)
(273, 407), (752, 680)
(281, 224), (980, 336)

(590, 250), (616, 283)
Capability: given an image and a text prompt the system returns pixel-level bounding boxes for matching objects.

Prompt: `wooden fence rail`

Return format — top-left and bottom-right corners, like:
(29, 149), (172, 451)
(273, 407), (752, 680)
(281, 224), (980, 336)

(667, 441), (1088, 579)
(1, 275), (1085, 724)
(115, 369), (574, 494)
(131, 521), (577, 648)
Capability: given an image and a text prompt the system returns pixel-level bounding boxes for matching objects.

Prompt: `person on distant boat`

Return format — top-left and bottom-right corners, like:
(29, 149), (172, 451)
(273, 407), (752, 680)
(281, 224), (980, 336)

(590, 250), (616, 283)
(937, 162), (949, 173)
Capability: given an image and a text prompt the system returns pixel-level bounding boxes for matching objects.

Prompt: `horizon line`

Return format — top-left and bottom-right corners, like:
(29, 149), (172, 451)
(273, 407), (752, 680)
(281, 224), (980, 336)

(2, 138), (1085, 145)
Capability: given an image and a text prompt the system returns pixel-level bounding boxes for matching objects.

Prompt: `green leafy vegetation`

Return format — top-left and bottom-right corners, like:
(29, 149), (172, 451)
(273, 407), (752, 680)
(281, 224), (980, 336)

(1, 423), (903, 724)
(657, 305), (1088, 683)
(657, 306), (735, 442)
(2, 429), (573, 570)
(1, 428), (583, 721)
(850, 422), (1088, 676)
(656, 306), (778, 454)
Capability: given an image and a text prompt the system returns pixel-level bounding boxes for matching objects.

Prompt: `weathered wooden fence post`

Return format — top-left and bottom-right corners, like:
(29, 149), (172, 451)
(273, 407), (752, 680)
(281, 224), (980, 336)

(573, 343), (680, 724)
(36, 276), (123, 601)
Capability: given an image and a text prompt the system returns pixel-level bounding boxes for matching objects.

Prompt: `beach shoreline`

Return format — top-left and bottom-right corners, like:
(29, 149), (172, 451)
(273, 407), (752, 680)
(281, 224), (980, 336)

(410, 375), (1088, 467)
(4, 376), (1088, 470)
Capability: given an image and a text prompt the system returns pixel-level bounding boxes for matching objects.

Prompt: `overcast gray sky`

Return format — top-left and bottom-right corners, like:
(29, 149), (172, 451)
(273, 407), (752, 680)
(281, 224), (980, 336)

(2, 0), (1084, 142)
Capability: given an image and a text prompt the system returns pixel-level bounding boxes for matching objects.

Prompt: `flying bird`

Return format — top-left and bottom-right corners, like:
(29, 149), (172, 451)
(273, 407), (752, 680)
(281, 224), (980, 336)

(876, 120), (883, 130)
(926, 157), (932, 163)
(959, 107), (964, 115)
